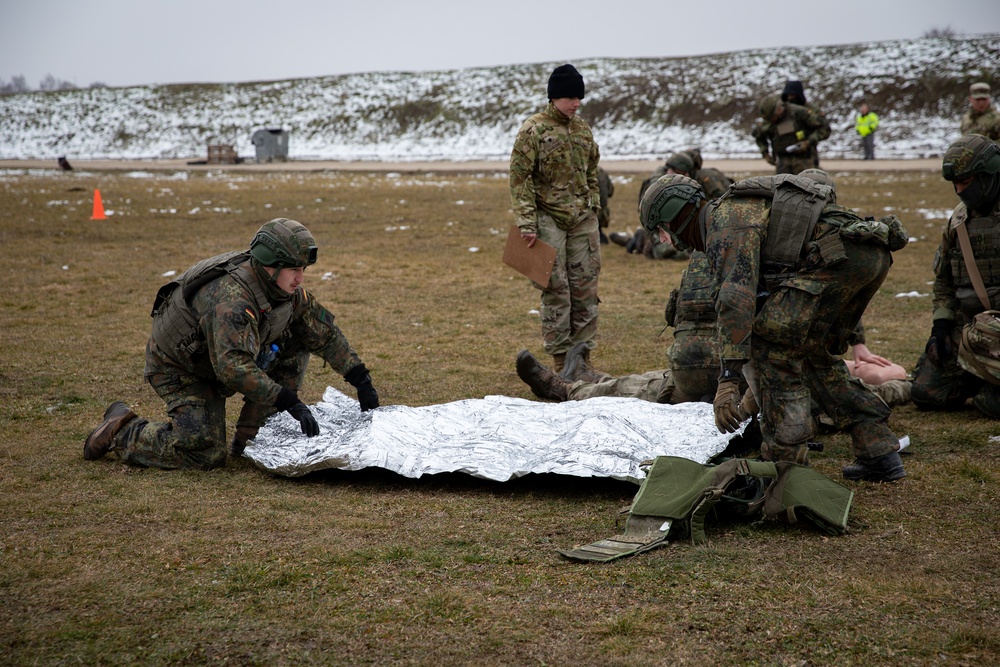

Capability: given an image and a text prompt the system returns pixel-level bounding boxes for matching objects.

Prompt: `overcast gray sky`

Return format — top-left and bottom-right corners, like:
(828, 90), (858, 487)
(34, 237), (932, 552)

(2, 0), (998, 88)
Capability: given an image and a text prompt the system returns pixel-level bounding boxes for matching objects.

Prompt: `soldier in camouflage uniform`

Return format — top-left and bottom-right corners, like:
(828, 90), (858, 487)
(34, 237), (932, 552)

(960, 83), (1000, 142)
(752, 95), (831, 175)
(639, 173), (909, 482)
(618, 149), (734, 260)
(597, 166), (614, 244)
(515, 251), (721, 404)
(510, 64), (602, 371)
(83, 218), (380, 470)
(780, 80), (828, 168)
(912, 135), (1000, 417)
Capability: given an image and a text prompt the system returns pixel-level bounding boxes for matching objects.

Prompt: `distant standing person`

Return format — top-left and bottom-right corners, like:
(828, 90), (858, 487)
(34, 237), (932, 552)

(856, 102), (879, 160)
(781, 80), (827, 167)
(510, 64), (602, 373)
(960, 82), (1000, 141)
(596, 165), (614, 245)
(751, 95), (831, 175)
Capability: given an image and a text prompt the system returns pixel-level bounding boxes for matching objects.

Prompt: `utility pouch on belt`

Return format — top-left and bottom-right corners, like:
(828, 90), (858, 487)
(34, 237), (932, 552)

(958, 310), (1000, 386)
(813, 231), (848, 267)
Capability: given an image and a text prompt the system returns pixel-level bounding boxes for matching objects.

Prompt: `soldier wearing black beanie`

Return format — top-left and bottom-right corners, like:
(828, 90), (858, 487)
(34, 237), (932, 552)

(510, 63), (602, 375)
(547, 64), (585, 100)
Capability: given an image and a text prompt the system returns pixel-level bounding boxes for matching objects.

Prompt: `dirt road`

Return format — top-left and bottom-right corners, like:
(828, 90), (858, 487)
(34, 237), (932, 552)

(0, 157), (942, 174)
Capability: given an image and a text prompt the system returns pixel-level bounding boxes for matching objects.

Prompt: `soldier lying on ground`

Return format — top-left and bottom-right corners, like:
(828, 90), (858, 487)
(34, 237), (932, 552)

(83, 218), (379, 470)
(610, 149), (734, 260)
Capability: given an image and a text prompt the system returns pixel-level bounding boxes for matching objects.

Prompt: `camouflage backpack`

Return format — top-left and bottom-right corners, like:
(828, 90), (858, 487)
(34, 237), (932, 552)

(958, 311), (1000, 385)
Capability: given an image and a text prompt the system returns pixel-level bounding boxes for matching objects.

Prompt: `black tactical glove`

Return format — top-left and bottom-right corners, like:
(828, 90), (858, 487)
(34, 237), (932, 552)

(286, 401), (320, 437)
(344, 364), (380, 412)
(275, 387), (320, 437)
(925, 318), (955, 367)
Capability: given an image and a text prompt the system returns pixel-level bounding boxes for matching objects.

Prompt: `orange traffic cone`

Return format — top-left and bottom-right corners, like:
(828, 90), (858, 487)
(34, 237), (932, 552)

(90, 189), (107, 220)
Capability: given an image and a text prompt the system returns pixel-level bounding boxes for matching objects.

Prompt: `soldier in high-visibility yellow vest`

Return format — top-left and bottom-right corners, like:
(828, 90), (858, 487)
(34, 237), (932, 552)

(855, 102), (880, 160)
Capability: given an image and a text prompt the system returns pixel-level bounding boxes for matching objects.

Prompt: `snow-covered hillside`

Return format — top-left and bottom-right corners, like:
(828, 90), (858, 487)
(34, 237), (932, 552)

(1, 35), (997, 161)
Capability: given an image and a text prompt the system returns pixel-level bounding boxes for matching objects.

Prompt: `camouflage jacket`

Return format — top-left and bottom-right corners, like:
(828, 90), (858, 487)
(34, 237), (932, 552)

(149, 255), (363, 406)
(696, 168), (734, 200)
(510, 103), (600, 232)
(931, 198), (1000, 322)
(666, 252), (720, 372)
(597, 167), (614, 227)
(960, 107), (1000, 141)
(751, 103), (831, 159)
(703, 195), (772, 362)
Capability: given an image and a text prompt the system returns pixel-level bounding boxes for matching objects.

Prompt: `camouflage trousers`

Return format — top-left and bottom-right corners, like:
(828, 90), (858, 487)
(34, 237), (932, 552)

(566, 366), (717, 405)
(534, 210), (601, 356)
(113, 339), (309, 469)
(912, 346), (1000, 418)
(775, 151), (817, 176)
(668, 330), (719, 402)
(751, 241), (899, 463)
(568, 369), (674, 403)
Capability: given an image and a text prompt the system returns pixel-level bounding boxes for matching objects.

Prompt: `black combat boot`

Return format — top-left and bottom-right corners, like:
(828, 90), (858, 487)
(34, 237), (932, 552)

(83, 401), (137, 460)
(516, 350), (568, 401)
(842, 451), (906, 482)
(609, 231), (630, 247)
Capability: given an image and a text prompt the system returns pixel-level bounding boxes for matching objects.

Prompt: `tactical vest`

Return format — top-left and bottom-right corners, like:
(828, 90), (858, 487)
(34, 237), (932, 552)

(150, 251), (294, 365)
(771, 116), (805, 154)
(948, 204), (1000, 297)
(559, 456), (854, 562)
(719, 174), (834, 271)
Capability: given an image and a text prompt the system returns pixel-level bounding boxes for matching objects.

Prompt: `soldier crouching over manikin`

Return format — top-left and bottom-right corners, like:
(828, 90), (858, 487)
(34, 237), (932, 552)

(638, 173), (909, 482)
(83, 218), (379, 469)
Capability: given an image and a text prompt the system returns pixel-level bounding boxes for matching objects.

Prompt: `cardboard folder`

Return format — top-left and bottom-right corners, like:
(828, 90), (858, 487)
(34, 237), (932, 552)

(502, 225), (557, 287)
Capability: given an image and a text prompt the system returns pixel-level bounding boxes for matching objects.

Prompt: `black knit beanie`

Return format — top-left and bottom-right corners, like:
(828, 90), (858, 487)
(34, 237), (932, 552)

(547, 64), (585, 100)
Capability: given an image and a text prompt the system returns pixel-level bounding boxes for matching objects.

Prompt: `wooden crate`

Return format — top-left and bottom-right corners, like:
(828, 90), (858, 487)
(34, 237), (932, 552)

(207, 144), (238, 164)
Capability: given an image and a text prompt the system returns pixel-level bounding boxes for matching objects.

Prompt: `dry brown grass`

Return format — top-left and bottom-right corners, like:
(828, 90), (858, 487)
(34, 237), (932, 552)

(1, 166), (998, 666)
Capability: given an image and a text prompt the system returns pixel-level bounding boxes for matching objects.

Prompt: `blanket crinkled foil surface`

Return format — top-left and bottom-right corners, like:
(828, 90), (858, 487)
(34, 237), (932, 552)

(245, 387), (740, 483)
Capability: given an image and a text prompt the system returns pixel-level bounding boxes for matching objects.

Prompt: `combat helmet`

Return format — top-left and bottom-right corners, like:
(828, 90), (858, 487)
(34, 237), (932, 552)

(943, 134), (1000, 215)
(798, 168), (837, 202)
(665, 151), (696, 175)
(638, 174), (705, 251)
(250, 218), (318, 268)
(942, 134), (1000, 181)
(758, 95), (782, 120)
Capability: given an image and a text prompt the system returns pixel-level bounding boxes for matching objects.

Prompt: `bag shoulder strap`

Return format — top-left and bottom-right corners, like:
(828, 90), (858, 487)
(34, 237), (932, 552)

(955, 221), (991, 310)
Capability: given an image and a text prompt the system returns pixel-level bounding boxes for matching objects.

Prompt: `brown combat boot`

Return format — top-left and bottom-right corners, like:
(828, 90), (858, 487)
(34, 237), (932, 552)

(561, 342), (611, 383)
(552, 353), (566, 373)
(516, 350), (568, 401)
(83, 401), (137, 460)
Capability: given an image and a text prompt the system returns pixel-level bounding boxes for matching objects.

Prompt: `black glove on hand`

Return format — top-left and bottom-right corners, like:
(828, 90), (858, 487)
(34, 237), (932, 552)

(344, 364), (380, 412)
(274, 387), (319, 437)
(926, 318), (955, 366)
(286, 401), (320, 437)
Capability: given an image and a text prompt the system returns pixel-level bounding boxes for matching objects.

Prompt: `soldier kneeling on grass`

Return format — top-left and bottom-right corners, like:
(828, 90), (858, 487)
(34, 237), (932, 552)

(83, 218), (379, 470)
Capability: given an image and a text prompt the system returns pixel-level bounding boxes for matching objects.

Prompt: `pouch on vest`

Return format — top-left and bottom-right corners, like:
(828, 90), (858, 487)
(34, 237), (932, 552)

(559, 456), (854, 563)
(763, 178), (832, 270)
(958, 310), (1000, 386)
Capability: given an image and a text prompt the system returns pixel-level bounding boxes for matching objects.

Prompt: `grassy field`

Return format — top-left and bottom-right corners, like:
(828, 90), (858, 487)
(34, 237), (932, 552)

(1, 165), (998, 666)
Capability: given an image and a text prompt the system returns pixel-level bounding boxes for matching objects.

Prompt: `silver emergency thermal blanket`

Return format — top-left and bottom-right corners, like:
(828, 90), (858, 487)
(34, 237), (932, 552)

(245, 386), (741, 483)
